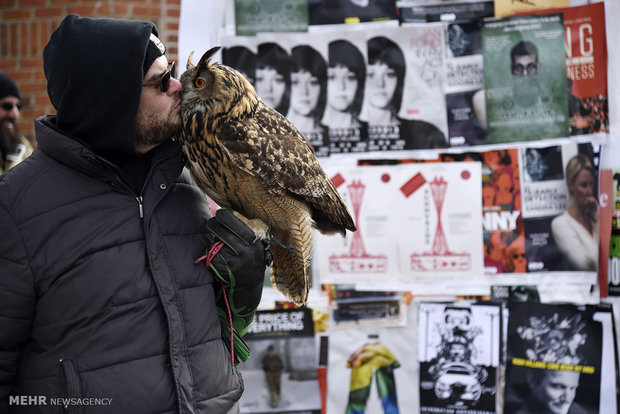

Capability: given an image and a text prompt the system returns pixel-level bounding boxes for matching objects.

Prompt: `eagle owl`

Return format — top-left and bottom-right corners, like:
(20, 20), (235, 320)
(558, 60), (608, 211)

(178, 47), (356, 306)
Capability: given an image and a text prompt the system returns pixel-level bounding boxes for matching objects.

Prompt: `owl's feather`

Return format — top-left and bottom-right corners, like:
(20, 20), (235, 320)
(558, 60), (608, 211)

(178, 47), (356, 305)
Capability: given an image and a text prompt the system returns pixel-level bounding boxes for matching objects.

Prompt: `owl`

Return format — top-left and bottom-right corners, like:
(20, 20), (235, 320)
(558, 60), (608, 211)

(178, 47), (356, 306)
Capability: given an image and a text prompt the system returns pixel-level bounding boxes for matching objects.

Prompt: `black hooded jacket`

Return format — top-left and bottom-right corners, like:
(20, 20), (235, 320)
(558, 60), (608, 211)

(0, 15), (263, 413)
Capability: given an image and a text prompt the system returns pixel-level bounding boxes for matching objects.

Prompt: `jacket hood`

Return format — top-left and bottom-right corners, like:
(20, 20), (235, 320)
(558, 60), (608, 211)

(43, 14), (158, 161)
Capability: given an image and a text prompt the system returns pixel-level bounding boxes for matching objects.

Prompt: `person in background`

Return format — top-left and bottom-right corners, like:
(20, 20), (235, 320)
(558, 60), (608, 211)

(0, 73), (34, 174)
(0, 14), (270, 413)
(551, 154), (599, 271)
(262, 344), (284, 408)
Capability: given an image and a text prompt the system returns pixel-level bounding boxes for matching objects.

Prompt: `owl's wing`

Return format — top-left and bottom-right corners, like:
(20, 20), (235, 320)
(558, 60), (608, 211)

(216, 104), (354, 232)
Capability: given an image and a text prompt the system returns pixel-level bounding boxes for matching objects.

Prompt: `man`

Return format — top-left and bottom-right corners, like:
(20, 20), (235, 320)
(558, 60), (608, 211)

(510, 41), (539, 77)
(0, 14), (270, 413)
(0, 73), (34, 174)
(515, 369), (589, 414)
(262, 345), (284, 408)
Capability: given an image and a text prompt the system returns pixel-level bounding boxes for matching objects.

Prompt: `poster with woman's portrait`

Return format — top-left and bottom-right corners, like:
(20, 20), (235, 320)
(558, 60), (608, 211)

(519, 143), (600, 274)
(262, 32), (331, 157)
(220, 35), (259, 86)
(320, 29), (369, 154)
(359, 24), (448, 153)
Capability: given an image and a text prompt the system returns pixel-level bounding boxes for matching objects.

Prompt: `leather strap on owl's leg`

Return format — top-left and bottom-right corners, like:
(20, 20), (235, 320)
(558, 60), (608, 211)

(271, 236), (295, 253)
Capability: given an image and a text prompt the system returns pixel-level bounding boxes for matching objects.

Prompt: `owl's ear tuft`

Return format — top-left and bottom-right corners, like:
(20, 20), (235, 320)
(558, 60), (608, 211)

(186, 51), (196, 70)
(199, 46), (222, 67)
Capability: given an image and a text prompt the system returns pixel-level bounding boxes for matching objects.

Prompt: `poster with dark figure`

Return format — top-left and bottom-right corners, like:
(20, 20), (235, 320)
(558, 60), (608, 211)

(238, 308), (321, 413)
(308, 0), (397, 25)
(418, 302), (500, 414)
(504, 302), (603, 414)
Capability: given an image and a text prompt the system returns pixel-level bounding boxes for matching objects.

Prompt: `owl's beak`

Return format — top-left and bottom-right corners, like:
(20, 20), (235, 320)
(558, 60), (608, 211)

(186, 51), (196, 70)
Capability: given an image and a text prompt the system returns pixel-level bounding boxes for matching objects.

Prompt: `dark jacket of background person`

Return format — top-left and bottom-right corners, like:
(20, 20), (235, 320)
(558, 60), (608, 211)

(0, 15), (265, 413)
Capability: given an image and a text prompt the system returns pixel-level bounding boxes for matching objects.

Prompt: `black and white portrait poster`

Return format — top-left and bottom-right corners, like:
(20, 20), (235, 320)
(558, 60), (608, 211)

(320, 27), (369, 154)
(220, 35), (259, 85)
(261, 32), (331, 158)
(418, 302), (500, 414)
(504, 302), (603, 414)
(238, 308), (321, 413)
(359, 24), (448, 152)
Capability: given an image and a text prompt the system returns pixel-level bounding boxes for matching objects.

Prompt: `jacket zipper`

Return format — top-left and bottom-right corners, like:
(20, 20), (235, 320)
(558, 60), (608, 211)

(136, 196), (144, 219)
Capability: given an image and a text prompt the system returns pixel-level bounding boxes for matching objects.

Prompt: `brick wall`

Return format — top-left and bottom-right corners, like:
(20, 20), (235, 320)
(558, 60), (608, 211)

(0, 0), (181, 142)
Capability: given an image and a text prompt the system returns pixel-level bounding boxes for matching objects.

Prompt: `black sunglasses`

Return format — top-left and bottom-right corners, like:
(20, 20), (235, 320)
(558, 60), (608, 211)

(1, 102), (22, 111)
(143, 61), (176, 93)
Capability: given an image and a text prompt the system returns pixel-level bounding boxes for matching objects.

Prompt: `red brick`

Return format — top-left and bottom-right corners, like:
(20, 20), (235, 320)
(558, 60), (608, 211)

(0, 60), (16, 69)
(3, 9), (32, 19)
(19, 82), (46, 93)
(67, 6), (98, 16)
(0, 24), (8, 56)
(21, 0), (46, 6)
(21, 57), (43, 68)
(40, 21), (50, 50)
(35, 95), (52, 106)
(0, 0), (17, 7)
(133, 6), (161, 17)
(166, 21), (178, 31)
(4, 71), (31, 82)
(10, 24), (17, 55)
(20, 22), (28, 56)
(166, 8), (179, 18)
(35, 8), (64, 18)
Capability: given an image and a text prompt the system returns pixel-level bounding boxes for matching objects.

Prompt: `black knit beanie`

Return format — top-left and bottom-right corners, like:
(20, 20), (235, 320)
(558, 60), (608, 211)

(0, 73), (20, 100)
(143, 32), (166, 77)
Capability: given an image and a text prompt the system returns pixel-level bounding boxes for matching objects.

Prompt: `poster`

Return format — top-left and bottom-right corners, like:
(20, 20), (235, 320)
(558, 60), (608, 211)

(608, 169), (620, 296)
(418, 302), (500, 414)
(482, 13), (570, 143)
(308, 0), (397, 25)
(332, 287), (407, 328)
(520, 143), (600, 275)
(319, 27), (370, 155)
(314, 161), (484, 289)
(504, 302), (604, 414)
(360, 24), (449, 151)
(239, 308), (321, 413)
(401, 1), (494, 147)
(326, 305), (418, 414)
(519, 3), (609, 135)
(493, 0), (569, 18)
(234, 0), (308, 36)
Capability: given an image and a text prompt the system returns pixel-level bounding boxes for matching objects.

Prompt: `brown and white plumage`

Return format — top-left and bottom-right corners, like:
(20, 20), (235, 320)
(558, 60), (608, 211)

(178, 46), (356, 305)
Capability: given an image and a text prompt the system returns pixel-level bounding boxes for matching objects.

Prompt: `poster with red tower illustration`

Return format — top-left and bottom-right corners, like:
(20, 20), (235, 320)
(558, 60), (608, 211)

(314, 161), (484, 289)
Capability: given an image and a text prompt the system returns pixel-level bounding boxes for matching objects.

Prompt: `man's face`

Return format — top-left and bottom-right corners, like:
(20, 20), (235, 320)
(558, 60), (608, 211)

(0, 96), (22, 154)
(135, 56), (182, 154)
(533, 370), (580, 414)
(512, 54), (539, 76)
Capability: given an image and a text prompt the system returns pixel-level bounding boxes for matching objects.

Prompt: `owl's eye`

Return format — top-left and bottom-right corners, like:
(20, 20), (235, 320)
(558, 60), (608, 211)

(194, 78), (205, 88)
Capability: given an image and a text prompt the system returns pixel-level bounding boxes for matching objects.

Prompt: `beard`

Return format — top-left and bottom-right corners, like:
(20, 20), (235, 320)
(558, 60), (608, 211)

(0, 120), (21, 157)
(135, 111), (181, 153)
